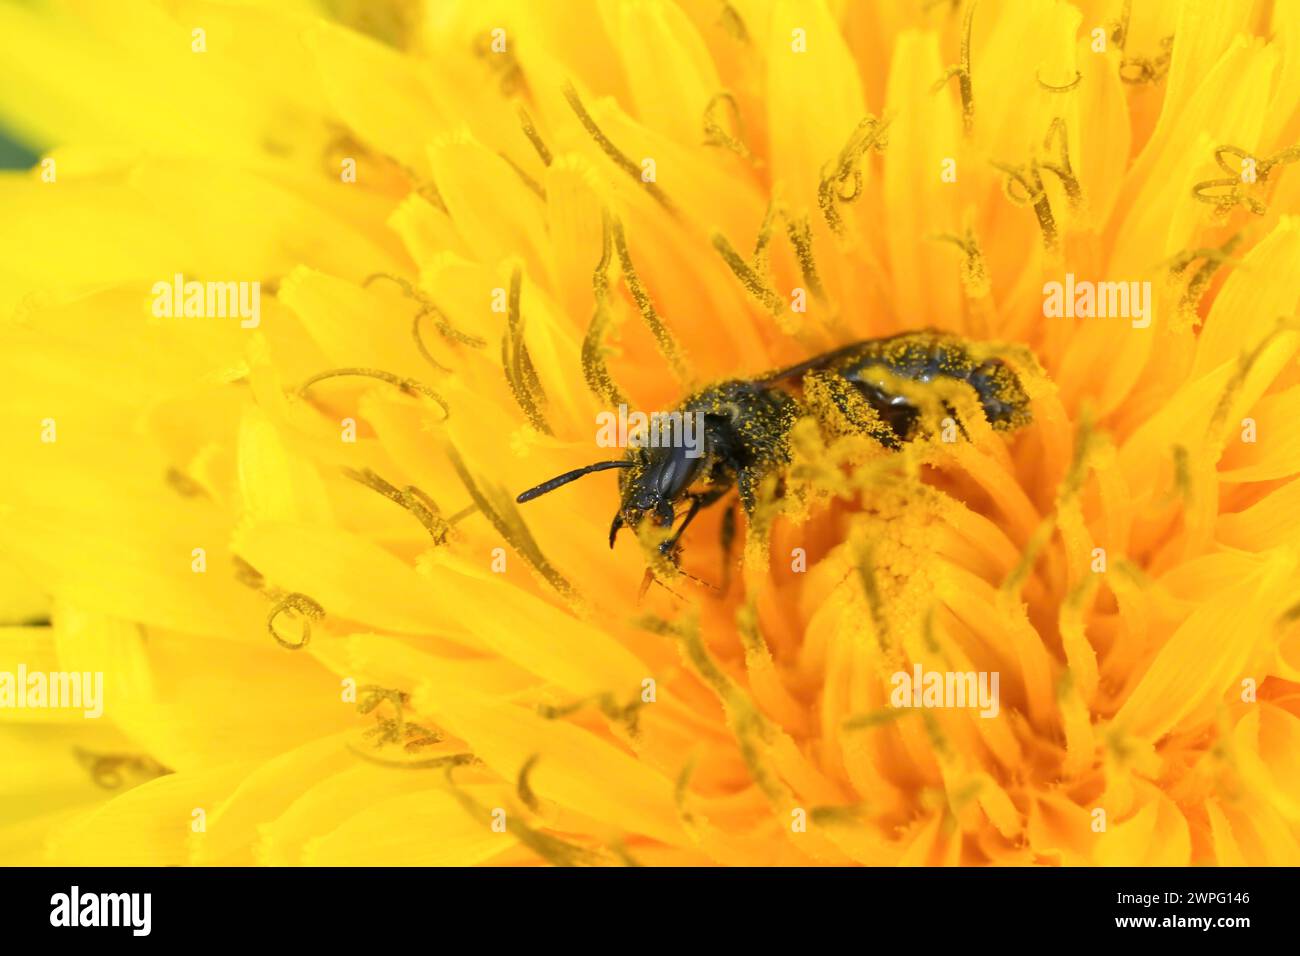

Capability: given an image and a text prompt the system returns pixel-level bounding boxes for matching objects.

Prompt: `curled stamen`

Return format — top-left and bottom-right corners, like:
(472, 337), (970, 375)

(1036, 68), (1082, 93)
(364, 272), (486, 348)
(1119, 35), (1173, 85)
(703, 91), (754, 162)
(1166, 233), (1243, 325)
(583, 210), (628, 406)
(816, 112), (889, 238)
(344, 468), (453, 544)
(1040, 118), (1083, 210)
(612, 217), (690, 381)
(562, 82), (678, 217)
(993, 161), (1058, 247)
(517, 105), (553, 167)
(818, 114), (889, 236)
(73, 748), (169, 790)
(267, 593), (325, 650)
(297, 367), (450, 421)
(1193, 142), (1300, 217)
(501, 265), (552, 435)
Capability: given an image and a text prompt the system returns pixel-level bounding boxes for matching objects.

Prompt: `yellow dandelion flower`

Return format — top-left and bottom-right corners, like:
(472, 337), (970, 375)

(1, 0), (1299, 869)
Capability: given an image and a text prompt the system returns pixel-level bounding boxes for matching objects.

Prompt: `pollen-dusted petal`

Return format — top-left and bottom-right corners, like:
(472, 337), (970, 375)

(1233, 703), (1300, 822)
(237, 404), (334, 525)
(881, 30), (961, 327)
(46, 765), (246, 866)
(599, 0), (722, 145)
(302, 788), (512, 866)
(0, 1), (269, 156)
(1218, 384), (1300, 482)
(1095, 789), (1192, 866)
(428, 137), (552, 284)
(232, 520), (471, 638)
(189, 734), (357, 866)
(1194, 216), (1300, 377)
(1113, 554), (1296, 741)
(304, 19), (450, 173)
(410, 680), (684, 846)
(0, 627), (53, 714)
(762, 0), (869, 215)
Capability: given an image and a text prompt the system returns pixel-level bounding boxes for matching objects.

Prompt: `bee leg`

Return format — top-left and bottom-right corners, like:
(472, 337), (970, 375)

(658, 493), (709, 559)
(718, 500), (738, 595)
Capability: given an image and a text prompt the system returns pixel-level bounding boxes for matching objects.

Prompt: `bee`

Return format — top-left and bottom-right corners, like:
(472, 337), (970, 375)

(516, 330), (1031, 568)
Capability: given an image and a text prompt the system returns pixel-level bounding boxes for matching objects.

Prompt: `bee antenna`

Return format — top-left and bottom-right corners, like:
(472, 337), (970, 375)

(516, 460), (632, 503)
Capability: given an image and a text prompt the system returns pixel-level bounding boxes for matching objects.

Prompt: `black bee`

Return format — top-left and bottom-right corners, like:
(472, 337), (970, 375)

(516, 331), (1031, 565)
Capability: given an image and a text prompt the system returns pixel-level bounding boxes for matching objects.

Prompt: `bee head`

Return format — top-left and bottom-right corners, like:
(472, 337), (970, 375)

(515, 442), (705, 549)
(608, 443), (705, 546)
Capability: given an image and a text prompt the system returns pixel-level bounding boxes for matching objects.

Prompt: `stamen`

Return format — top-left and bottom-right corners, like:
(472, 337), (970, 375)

(562, 82), (678, 217)
(934, 0), (976, 135)
(344, 468), (452, 544)
(501, 265), (553, 435)
(1206, 317), (1300, 446)
(1040, 118), (1082, 209)
(297, 367), (450, 421)
(446, 445), (581, 603)
(612, 217), (690, 380)
(267, 593), (325, 650)
(842, 708), (913, 731)
(711, 231), (785, 314)
(719, 3), (749, 43)
(233, 556), (266, 592)
(583, 210), (629, 406)
(783, 211), (827, 302)
(929, 225), (991, 298)
(1167, 233), (1242, 326)
(497, 152), (546, 200)
(348, 748), (477, 770)
(444, 767), (608, 866)
(516, 753), (541, 813)
(517, 105), (553, 166)
(854, 540), (891, 653)
(165, 467), (207, 498)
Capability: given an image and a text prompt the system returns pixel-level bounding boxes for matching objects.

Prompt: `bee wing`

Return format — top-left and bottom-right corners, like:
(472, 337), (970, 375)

(756, 340), (871, 385)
